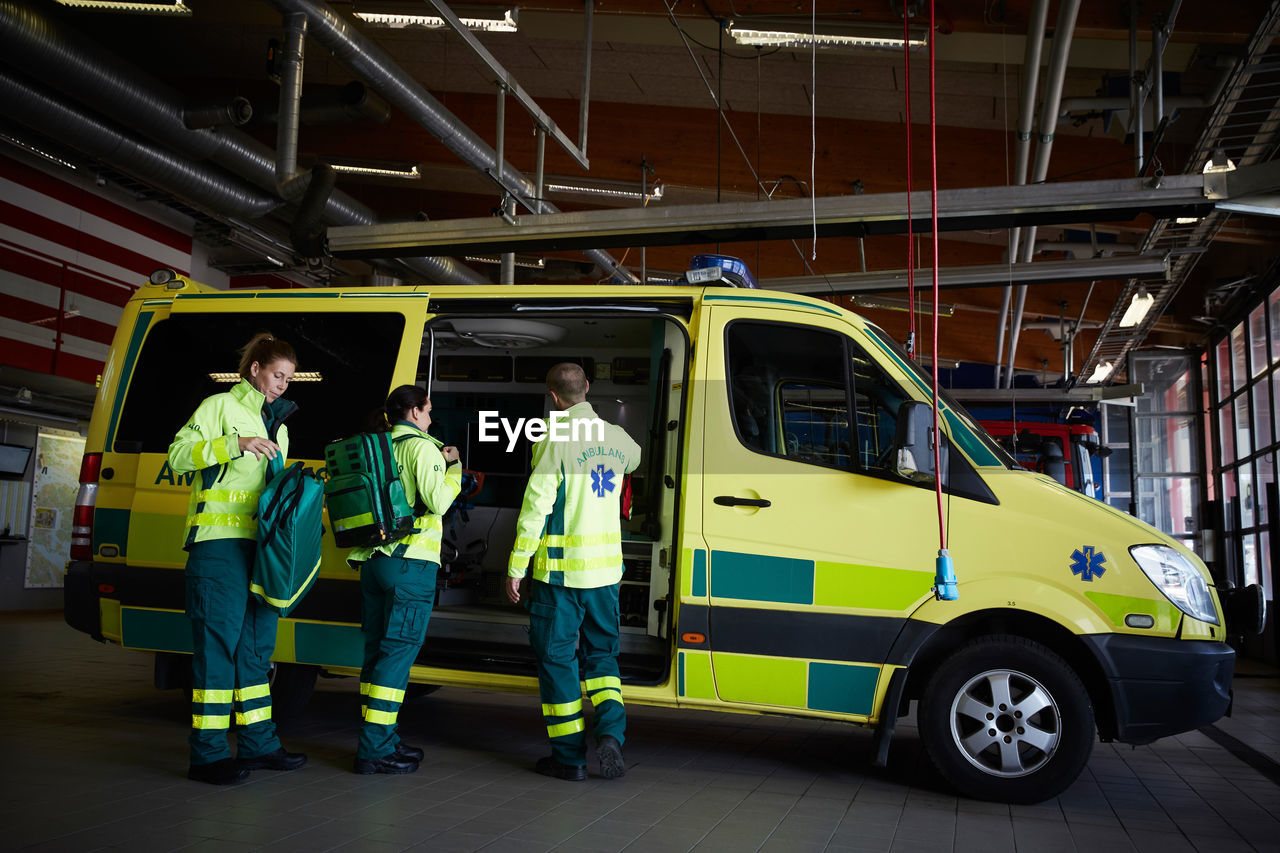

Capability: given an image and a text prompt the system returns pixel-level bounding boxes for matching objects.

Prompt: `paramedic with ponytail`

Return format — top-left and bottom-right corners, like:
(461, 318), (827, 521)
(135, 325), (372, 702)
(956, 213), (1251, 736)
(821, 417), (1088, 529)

(347, 385), (461, 775)
(167, 332), (308, 785)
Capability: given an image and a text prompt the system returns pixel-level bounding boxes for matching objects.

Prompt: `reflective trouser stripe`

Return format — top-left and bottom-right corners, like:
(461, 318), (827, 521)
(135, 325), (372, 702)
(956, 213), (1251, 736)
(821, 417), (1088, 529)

(192, 714), (230, 729)
(235, 683), (270, 702)
(236, 707), (272, 726)
(192, 688), (233, 703)
(547, 717), (585, 738)
(361, 682), (406, 703)
(364, 707), (398, 725)
(589, 688), (624, 707)
(583, 676), (621, 691)
(542, 698), (583, 716)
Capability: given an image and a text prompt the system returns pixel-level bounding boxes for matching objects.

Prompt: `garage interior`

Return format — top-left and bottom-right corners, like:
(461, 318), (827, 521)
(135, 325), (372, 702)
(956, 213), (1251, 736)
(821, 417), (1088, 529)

(1, 0), (1280, 850)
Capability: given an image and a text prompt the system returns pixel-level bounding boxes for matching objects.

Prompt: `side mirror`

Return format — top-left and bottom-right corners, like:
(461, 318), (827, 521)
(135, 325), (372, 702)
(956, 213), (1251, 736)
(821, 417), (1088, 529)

(891, 401), (947, 482)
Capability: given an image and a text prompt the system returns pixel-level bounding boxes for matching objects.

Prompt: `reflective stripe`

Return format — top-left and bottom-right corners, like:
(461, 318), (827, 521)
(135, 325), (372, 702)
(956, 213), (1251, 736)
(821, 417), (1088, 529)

(541, 698), (583, 717)
(513, 536), (541, 553)
(236, 707), (272, 726)
(543, 532), (622, 548)
(589, 688), (624, 707)
(187, 512), (257, 531)
(210, 436), (233, 465)
(364, 683), (406, 703)
(197, 489), (256, 506)
(192, 714), (230, 729)
(234, 683), (270, 702)
(191, 441), (210, 469)
(547, 718), (586, 738)
(364, 707), (398, 725)
(539, 555), (623, 573)
(192, 688), (233, 703)
(583, 676), (622, 692)
(334, 512), (375, 533)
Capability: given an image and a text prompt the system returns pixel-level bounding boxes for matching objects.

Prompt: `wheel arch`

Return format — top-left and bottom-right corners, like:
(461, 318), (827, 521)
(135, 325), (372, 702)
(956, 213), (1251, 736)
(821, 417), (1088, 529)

(895, 609), (1117, 740)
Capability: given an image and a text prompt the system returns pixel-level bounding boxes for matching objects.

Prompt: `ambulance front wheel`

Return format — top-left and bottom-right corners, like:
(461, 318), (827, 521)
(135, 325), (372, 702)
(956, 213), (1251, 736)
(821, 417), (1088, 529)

(919, 635), (1094, 804)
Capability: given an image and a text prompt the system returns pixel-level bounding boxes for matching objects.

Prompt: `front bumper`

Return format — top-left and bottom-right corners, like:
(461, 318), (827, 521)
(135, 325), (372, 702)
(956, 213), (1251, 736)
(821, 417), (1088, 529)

(1082, 632), (1234, 744)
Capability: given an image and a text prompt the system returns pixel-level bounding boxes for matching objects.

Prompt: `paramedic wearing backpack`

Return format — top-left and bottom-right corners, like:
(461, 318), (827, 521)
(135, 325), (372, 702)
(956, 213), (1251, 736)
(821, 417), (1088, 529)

(167, 333), (307, 785)
(347, 385), (462, 775)
(506, 363), (642, 781)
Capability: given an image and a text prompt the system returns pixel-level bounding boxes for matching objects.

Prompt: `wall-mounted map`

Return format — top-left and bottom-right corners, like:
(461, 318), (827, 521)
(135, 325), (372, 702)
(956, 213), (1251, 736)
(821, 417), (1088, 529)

(25, 431), (85, 589)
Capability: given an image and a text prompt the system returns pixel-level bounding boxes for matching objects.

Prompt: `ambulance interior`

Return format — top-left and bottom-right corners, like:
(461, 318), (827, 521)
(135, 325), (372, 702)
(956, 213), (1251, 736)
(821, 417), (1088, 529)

(414, 312), (688, 684)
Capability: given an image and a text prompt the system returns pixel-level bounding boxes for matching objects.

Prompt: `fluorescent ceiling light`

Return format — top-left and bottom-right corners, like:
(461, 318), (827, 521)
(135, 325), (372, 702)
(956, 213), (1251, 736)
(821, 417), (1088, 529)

(354, 6), (517, 32)
(1202, 150), (1237, 174)
(331, 163), (421, 180)
(852, 295), (955, 316)
(0, 134), (77, 171)
(545, 180), (663, 202)
(54, 0), (191, 14)
(465, 254), (546, 269)
(728, 23), (925, 50)
(1118, 287), (1155, 328)
(209, 372), (323, 383)
(1174, 216), (1201, 224)
(1087, 361), (1115, 384)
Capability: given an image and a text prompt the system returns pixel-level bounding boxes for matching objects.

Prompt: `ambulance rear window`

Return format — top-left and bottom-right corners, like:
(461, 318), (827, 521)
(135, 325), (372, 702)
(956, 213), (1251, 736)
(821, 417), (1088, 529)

(113, 311), (405, 459)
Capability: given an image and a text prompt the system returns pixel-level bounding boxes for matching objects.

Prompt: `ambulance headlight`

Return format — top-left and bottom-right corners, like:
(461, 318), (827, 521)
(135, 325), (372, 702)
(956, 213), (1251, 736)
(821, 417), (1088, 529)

(1130, 545), (1218, 625)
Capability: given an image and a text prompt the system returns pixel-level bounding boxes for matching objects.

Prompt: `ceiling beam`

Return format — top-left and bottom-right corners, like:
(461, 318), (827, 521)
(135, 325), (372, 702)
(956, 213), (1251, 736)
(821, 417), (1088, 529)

(327, 166), (1275, 259)
(762, 254), (1169, 294)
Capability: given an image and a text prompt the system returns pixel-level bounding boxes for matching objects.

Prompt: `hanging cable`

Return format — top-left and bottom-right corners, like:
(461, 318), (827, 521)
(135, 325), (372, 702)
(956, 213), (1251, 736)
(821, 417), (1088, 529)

(928, 0), (957, 601)
(810, 0), (817, 261)
(903, 9), (916, 357)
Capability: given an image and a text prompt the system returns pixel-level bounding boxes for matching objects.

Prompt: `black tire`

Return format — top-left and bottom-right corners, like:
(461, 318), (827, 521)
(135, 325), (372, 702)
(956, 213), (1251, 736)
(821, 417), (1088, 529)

(269, 662), (318, 722)
(918, 635), (1094, 804)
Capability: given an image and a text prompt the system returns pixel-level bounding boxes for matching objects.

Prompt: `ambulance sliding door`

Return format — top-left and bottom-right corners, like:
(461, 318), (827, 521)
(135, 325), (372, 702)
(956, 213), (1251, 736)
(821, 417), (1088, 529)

(699, 304), (938, 721)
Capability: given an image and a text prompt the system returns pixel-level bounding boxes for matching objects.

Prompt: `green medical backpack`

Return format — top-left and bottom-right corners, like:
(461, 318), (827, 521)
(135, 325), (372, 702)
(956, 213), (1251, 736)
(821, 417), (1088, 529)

(323, 432), (416, 548)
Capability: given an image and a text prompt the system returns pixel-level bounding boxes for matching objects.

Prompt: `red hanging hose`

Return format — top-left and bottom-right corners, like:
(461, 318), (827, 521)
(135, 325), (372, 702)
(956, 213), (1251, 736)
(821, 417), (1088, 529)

(928, 0), (946, 552)
(903, 12), (916, 352)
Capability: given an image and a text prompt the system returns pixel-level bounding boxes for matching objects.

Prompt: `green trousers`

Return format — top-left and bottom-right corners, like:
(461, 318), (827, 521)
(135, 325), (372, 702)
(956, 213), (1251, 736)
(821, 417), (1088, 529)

(358, 555), (436, 759)
(528, 580), (626, 766)
(185, 537), (281, 765)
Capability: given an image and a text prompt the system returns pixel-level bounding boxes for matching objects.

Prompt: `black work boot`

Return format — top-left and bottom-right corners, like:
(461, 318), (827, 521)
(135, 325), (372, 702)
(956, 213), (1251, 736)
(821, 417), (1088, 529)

(395, 742), (425, 762)
(237, 747), (307, 771)
(188, 758), (250, 785)
(535, 756), (587, 782)
(596, 735), (627, 779)
(354, 752), (420, 775)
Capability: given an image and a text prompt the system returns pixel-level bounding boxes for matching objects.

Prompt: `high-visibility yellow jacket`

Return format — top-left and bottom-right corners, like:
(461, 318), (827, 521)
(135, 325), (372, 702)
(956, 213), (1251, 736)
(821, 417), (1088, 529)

(167, 379), (295, 549)
(508, 402), (642, 588)
(348, 421), (462, 566)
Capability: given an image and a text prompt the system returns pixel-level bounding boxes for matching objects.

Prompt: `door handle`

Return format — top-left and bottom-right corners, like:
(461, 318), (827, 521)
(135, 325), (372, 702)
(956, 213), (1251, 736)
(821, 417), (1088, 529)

(713, 496), (771, 508)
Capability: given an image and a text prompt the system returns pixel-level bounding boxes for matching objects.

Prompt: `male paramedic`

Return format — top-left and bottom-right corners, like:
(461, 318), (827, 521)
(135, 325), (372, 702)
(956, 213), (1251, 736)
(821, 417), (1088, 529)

(506, 362), (642, 781)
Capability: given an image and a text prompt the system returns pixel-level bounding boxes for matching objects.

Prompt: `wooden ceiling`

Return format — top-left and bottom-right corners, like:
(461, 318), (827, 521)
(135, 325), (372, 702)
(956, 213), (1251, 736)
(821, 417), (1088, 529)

(16, 0), (1280, 382)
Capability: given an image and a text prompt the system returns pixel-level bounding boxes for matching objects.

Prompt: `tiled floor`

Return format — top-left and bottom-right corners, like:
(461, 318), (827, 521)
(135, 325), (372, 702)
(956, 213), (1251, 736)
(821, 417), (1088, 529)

(3, 611), (1279, 852)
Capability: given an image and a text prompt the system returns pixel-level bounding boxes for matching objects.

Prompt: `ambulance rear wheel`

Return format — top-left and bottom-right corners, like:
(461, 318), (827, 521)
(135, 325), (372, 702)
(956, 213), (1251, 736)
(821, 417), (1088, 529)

(269, 662), (318, 722)
(919, 635), (1094, 804)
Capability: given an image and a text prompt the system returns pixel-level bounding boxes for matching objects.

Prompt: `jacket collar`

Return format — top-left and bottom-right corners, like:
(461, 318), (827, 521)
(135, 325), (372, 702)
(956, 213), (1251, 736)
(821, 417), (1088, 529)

(564, 401), (597, 419)
(391, 420), (443, 447)
(230, 378), (296, 423)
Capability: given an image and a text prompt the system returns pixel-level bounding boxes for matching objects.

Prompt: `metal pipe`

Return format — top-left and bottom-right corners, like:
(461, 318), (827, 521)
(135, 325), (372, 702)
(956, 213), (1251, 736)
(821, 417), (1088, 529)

(1005, 0), (1082, 387)
(0, 1), (484, 284)
(183, 97), (253, 129)
(996, 0), (1051, 387)
(276, 12), (309, 197)
(266, 0), (636, 282)
(1131, 1), (1144, 176)
(0, 69), (279, 219)
(535, 128), (546, 203)
(495, 86), (506, 191)
(578, 0), (593, 155)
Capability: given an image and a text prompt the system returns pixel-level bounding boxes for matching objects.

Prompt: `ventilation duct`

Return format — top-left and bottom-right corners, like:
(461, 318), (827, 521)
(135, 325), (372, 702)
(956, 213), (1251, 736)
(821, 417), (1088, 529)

(0, 1), (485, 285)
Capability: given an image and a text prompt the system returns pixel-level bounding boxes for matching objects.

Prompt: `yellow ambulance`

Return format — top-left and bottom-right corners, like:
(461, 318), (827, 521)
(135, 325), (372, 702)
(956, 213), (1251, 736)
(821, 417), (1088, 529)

(64, 269), (1233, 803)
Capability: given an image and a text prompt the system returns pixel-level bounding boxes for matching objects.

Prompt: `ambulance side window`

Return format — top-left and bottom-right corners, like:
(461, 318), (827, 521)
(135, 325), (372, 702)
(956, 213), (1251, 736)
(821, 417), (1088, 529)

(726, 321), (852, 470)
(850, 348), (910, 471)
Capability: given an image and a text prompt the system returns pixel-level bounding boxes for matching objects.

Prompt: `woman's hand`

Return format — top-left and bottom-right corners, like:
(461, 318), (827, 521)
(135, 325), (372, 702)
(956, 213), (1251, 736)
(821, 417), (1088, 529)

(238, 435), (280, 460)
(441, 445), (460, 464)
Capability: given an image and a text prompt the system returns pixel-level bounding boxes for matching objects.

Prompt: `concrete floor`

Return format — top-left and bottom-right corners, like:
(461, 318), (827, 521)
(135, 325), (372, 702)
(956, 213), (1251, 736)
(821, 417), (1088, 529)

(3, 611), (1280, 853)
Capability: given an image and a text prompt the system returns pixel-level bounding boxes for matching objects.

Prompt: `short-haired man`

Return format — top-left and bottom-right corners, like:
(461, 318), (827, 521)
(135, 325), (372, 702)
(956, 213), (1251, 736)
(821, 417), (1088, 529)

(507, 363), (642, 781)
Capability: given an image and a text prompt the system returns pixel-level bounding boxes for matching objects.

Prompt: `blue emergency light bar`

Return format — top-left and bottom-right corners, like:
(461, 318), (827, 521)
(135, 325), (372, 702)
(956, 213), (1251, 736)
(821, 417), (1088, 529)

(685, 254), (759, 289)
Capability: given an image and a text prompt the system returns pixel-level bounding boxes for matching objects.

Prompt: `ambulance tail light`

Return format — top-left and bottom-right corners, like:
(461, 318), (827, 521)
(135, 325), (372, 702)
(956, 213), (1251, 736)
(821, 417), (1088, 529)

(70, 452), (102, 561)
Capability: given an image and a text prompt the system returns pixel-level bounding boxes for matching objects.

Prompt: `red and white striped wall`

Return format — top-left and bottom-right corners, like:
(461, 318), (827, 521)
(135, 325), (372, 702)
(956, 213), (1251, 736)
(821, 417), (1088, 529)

(0, 153), (193, 385)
